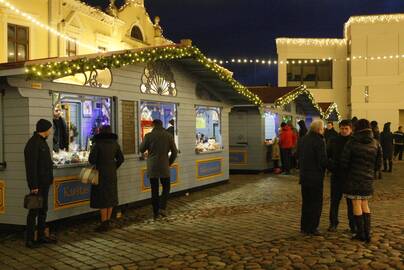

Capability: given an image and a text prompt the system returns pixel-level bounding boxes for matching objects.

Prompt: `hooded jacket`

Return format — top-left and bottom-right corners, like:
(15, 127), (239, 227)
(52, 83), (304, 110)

(341, 129), (382, 196)
(380, 122), (394, 158)
(279, 126), (297, 149)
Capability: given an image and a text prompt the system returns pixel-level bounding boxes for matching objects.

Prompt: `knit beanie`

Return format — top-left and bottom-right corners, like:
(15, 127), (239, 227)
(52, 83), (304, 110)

(36, 119), (52, 132)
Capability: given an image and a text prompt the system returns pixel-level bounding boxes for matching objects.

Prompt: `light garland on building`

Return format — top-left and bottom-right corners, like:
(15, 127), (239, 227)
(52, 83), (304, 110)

(323, 102), (341, 121)
(276, 38), (347, 47)
(24, 45), (263, 106)
(344, 14), (404, 38)
(0, 0), (101, 53)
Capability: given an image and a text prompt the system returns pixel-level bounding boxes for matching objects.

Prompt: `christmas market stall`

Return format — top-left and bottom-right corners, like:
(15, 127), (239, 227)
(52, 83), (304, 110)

(0, 43), (262, 225)
(229, 85), (326, 172)
(318, 102), (341, 122)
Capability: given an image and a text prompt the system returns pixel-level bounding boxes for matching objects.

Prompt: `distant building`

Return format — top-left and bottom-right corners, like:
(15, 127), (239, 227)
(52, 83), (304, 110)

(277, 13), (404, 128)
(0, 0), (171, 63)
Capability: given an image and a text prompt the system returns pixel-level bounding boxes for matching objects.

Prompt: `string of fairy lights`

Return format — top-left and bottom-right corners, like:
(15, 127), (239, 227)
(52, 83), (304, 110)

(0, 0), (102, 53)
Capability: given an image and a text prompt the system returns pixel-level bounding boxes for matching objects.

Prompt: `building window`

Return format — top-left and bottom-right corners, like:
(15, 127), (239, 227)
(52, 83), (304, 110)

(130, 26), (143, 42)
(7, 24), (29, 62)
(287, 59), (332, 89)
(140, 61), (177, 96)
(195, 106), (222, 153)
(66, 39), (77, 56)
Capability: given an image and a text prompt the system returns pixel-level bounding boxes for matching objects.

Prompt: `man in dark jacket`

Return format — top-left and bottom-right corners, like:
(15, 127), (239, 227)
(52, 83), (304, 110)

(52, 105), (69, 152)
(166, 119), (175, 137)
(324, 122), (338, 144)
(24, 119), (57, 248)
(298, 120), (327, 235)
(140, 119), (178, 219)
(380, 122), (394, 172)
(327, 120), (355, 233)
(393, 126), (403, 161)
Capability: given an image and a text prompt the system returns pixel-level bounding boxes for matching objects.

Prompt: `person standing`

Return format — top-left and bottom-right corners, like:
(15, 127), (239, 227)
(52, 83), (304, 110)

(52, 105), (69, 152)
(298, 120), (327, 235)
(380, 122), (394, 172)
(24, 119), (57, 248)
(89, 125), (124, 232)
(166, 119), (175, 137)
(393, 126), (404, 161)
(140, 119), (178, 219)
(370, 121), (380, 142)
(341, 119), (382, 243)
(324, 121), (338, 144)
(327, 120), (355, 233)
(279, 122), (296, 175)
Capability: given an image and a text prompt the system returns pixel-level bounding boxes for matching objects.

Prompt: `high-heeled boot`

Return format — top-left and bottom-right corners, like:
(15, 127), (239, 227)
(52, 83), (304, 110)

(363, 213), (371, 243)
(352, 215), (365, 241)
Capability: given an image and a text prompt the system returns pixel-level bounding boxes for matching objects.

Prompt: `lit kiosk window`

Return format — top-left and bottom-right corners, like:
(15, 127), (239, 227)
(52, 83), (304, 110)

(195, 106), (222, 153)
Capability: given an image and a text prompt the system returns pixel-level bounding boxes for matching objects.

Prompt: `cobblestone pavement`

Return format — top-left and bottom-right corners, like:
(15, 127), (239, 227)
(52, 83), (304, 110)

(0, 162), (403, 270)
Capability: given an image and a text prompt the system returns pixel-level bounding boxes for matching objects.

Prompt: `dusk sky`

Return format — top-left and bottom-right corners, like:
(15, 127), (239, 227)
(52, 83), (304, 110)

(85, 0), (404, 85)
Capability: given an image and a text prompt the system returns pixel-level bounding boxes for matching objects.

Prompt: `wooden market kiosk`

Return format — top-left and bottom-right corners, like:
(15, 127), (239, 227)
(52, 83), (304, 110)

(0, 44), (262, 225)
(229, 85), (338, 172)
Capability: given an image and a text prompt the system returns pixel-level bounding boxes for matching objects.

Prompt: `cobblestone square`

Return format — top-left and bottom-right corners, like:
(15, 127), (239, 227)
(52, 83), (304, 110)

(0, 162), (403, 270)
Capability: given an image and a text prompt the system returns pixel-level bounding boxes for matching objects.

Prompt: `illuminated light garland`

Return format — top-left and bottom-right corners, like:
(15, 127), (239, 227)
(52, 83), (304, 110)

(276, 38), (347, 47)
(323, 102), (341, 121)
(24, 45), (263, 106)
(344, 14), (404, 38)
(0, 0), (101, 53)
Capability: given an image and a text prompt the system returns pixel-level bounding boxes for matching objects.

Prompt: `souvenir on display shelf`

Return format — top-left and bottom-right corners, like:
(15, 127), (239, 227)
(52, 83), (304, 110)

(195, 106), (222, 153)
(52, 93), (112, 167)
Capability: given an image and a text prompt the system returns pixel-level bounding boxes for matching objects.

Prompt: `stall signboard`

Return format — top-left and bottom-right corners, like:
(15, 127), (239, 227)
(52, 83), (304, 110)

(122, 100), (136, 154)
(196, 158), (223, 180)
(229, 150), (248, 165)
(0, 181), (5, 214)
(54, 176), (90, 210)
(141, 164), (179, 192)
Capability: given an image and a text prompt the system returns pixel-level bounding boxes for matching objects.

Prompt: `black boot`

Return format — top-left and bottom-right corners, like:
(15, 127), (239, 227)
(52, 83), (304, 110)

(352, 215), (365, 241)
(388, 161), (393, 172)
(363, 213), (371, 243)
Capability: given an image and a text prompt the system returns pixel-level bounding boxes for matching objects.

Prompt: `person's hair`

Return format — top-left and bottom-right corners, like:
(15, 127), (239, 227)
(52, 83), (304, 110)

(169, 119), (175, 125)
(152, 119), (163, 127)
(280, 122), (287, 128)
(399, 126), (403, 129)
(370, 120), (378, 128)
(100, 125), (112, 134)
(310, 120), (324, 133)
(327, 121), (333, 126)
(354, 119), (370, 132)
(339, 119), (352, 128)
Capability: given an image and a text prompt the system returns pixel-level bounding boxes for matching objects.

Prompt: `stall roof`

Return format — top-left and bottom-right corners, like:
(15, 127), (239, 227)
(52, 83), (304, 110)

(318, 102), (341, 121)
(249, 85), (323, 117)
(0, 44), (262, 106)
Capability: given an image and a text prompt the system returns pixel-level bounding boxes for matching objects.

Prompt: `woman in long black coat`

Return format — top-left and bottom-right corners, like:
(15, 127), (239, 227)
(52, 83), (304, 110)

(341, 119), (382, 242)
(380, 122), (394, 172)
(89, 125), (124, 231)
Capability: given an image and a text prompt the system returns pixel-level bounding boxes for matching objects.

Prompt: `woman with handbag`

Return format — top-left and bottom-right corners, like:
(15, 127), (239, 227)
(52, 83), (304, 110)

(89, 125), (124, 232)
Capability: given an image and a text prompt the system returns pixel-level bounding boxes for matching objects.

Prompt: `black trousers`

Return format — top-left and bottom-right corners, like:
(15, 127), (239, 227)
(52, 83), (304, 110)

(329, 178), (355, 230)
(383, 158), (393, 171)
(301, 184), (323, 233)
(150, 177), (170, 216)
(280, 148), (292, 173)
(394, 145), (403, 160)
(26, 185), (50, 242)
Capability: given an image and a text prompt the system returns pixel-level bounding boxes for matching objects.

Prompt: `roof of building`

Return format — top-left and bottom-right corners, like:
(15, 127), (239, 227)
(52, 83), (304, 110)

(0, 44), (263, 106)
(318, 102), (341, 121)
(248, 86), (296, 103)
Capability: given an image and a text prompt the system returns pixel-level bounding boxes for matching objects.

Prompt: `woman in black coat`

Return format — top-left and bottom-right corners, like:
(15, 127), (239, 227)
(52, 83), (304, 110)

(89, 125), (124, 231)
(380, 122), (394, 172)
(341, 119), (382, 242)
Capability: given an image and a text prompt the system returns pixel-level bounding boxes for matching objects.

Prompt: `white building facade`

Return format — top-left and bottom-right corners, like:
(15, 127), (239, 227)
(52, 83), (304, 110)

(277, 14), (404, 129)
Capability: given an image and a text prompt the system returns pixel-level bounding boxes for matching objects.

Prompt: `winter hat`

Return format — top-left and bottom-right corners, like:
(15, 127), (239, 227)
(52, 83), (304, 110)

(36, 119), (52, 132)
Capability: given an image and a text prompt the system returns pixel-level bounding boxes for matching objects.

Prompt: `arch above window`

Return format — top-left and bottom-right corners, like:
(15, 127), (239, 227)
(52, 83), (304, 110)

(130, 25), (144, 42)
(140, 61), (177, 96)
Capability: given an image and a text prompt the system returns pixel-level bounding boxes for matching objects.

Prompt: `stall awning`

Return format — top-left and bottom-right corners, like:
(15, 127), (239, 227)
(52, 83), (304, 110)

(249, 85), (323, 117)
(0, 44), (263, 106)
(318, 102), (341, 121)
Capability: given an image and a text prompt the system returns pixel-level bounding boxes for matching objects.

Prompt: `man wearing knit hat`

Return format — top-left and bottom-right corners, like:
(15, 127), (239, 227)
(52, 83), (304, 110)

(24, 119), (57, 248)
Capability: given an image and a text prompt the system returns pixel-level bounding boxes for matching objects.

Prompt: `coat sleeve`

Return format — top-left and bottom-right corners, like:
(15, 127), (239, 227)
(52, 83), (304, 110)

(115, 144), (124, 169)
(340, 141), (352, 170)
(317, 138), (328, 169)
(24, 139), (39, 190)
(88, 143), (98, 166)
(168, 135), (178, 166)
(139, 135), (149, 154)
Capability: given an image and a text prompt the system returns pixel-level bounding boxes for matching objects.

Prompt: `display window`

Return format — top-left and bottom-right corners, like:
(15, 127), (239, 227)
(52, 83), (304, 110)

(195, 106), (222, 153)
(139, 101), (178, 146)
(264, 111), (280, 140)
(52, 92), (113, 166)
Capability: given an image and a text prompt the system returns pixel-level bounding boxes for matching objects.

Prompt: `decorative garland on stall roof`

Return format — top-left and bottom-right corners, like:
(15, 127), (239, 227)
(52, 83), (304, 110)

(323, 102), (341, 121)
(24, 45), (263, 106)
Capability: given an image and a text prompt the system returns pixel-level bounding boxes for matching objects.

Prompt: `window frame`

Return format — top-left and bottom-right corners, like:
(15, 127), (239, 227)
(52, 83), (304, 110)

(286, 59), (333, 89)
(195, 105), (223, 153)
(7, 23), (29, 63)
(66, 38), (77, 57)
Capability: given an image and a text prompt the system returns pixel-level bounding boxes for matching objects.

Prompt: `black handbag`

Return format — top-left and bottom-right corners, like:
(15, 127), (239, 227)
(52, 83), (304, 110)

(24, 193), (44, 209)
